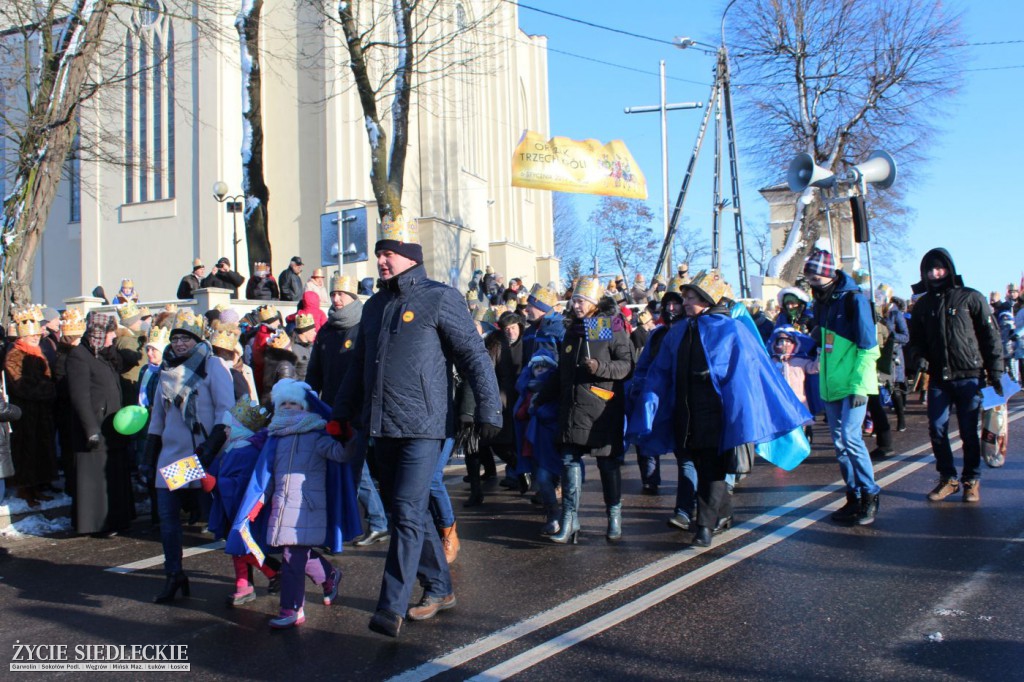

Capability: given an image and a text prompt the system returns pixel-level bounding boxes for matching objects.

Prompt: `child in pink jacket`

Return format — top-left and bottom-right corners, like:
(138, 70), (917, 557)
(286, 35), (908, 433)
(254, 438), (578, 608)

(769, 327), (819, 442)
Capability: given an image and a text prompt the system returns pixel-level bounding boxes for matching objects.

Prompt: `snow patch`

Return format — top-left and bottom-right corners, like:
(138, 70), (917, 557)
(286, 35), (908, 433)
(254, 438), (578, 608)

(933, 608), (968, 618)
(1, 514), (71, 538)
(365, 117), (380, 151)
(926, 632), (944, 643)
(1, 492), (72, 516)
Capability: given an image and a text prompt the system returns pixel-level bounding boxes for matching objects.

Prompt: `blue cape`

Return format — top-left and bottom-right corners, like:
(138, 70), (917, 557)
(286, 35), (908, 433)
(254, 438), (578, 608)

(208, 431), (268, 544)
(628, 313), (812, 455)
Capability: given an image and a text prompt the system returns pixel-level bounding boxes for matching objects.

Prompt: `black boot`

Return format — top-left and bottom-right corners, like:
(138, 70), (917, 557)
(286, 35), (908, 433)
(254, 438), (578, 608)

(857, 492), (879, 525)
(690, 526), (712, 547)
(464, 451), (484, 507)
(154, 572), (190, 603)
(831, 491), (860, 524)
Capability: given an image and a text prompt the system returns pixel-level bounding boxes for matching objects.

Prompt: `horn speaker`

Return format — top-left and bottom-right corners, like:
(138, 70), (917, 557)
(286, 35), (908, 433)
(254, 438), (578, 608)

(787, 153), (835, 192)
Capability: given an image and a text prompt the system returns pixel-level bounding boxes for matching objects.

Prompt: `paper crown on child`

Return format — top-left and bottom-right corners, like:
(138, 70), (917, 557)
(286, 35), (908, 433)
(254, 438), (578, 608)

(210, 323), (241, 352)
(60, 309), (87, 337)
(120, 278), (135, 290)
(572, 277), (603, 304)
(686, 269), (734, 305)
(256, 305), (278, 322)
(267, 329), (291, 350)
(146, 326), (172, 350)
(330, 273), (357, 296)
(230, 397), (271, 432)
(171, 310), (206, 339)
(13, 305), (45, 337)
(253, 262), (271, 277)
(527, 284), (559, 312)
(294, 313), (316, 333)
(116, 301), (141, 322)
(637, 309), (653, 325)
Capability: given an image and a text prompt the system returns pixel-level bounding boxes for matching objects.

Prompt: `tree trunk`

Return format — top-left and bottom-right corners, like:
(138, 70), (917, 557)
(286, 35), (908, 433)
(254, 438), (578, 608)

(1, 0), (112, 319)
(237, 0), (272, 275)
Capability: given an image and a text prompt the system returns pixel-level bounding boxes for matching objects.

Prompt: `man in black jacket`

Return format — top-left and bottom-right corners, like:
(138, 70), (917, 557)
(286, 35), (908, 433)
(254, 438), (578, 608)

(907, 248), (1003, 504)
(278, 256), (304, 302)
(331, 219), (500, 638)
(201, 257), (245, 299)
(176, 259), (206, 300)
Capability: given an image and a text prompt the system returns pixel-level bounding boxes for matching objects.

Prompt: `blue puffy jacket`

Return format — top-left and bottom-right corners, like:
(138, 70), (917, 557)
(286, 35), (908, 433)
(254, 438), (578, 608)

(332, 264), (501, 438)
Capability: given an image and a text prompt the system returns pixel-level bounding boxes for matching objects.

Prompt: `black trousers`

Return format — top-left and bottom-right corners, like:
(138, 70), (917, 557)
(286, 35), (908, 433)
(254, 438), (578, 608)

(683, 447), (731, 530)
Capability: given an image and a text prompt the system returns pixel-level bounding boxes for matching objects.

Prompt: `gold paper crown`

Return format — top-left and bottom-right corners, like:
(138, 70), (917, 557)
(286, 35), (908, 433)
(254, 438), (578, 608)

(229, 397), (271, 432)
(254, 262), (270, 276)
(146, 326), (171, 349)
(517, 288), (530, 303)
(380, 213), (420, 244)
(257, 305), (278, 322)
(480, 308), (499, 326)
(688, 269), (734, 304)
(60, 309), (87, 337)
(13, 305), (44, 337)
(294, 313), (315, 331)
(573, 277), (603, 303)
(665, 277), (686, 296)
(210, 323), (241, 352)
(139, 306), (152, 318)
(116, 301), (141, 321)
(528, 284), (559, 309)
(637, 309), (653, 325)
(171, 310), (205, 338)
(330, 274), (356, 296)
(267, 329), (291, 350)
(472, 305), (490, 323)
(121, 278), (135, 289)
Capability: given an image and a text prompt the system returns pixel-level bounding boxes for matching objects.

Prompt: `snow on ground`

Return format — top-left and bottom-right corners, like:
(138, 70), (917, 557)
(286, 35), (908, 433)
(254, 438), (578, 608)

(0, 514), (71, 538)
(1, 491), (71, 516)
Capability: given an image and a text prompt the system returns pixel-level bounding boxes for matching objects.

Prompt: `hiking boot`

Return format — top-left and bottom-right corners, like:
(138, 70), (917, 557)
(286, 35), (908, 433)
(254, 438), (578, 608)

(831, 491), (860, 524)
(962, 479), (980, 503)
(406, 593), (456, 621)
(927, 478), (959, 502)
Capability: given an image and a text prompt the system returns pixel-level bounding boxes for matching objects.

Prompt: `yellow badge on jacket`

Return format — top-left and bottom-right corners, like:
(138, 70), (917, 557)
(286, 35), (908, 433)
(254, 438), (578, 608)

(344, 339), (353, 349)
(402, 311), (415, 323)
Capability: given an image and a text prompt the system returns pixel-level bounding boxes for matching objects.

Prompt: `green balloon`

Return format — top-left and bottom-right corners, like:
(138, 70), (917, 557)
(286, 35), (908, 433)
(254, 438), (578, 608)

(113, 405), (149, 436)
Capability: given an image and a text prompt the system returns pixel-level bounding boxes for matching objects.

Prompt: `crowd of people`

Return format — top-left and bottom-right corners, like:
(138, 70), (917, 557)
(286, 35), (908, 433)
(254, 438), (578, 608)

(0, 239), (1019, 638)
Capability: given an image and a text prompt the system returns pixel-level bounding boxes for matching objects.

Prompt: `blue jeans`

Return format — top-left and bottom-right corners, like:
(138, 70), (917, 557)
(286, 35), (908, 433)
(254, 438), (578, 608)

(358, 460), (388, 534)
(374, 438), (451, 616)
(927, 377), (983, 481)
(428, 438), (456, 529)
(156, 488), (186, 575)
(636, 447), (661, 487)
(823, 398), (880, 495)
(674, 454), (698, 518)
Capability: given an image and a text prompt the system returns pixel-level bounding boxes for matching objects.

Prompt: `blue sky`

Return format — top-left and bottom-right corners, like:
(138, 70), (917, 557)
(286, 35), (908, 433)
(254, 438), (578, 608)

(517, 1), (1024, 300)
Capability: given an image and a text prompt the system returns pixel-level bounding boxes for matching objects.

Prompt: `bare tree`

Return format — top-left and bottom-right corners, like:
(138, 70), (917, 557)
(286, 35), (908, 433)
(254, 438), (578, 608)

(728, 0), (963, 282)
(745, 222), (772, 277)
(589, 197), (658, 281)
(672, 219), (712, 272)
(328, 0), (502, 225)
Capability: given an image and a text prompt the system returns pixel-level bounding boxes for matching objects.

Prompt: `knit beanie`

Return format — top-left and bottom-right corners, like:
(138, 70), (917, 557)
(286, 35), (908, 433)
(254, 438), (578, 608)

(271, 378), (311, 411)
(803, 250), (837, 279)
(374, 239), (423, 264)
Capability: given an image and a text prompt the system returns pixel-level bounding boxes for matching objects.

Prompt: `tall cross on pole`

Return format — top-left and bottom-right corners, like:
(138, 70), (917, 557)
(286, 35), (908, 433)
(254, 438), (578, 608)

(624, 60), (702, 280)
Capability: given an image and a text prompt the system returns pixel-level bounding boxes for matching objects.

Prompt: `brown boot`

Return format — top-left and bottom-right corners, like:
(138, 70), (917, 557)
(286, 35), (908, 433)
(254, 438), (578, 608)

(927, 478), (959, 502)
(440, 522), (460, 564)
(962, 479), (980, 503)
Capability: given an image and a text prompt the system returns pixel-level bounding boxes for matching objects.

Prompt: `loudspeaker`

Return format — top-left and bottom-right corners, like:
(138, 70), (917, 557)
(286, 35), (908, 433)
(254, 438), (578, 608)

(787, 153), (835, 192)
(848, 150), (896, 189)
(850, 195), (870, 243)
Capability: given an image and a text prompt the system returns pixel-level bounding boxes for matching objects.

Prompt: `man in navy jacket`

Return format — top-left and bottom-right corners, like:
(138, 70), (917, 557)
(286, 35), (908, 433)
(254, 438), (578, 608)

(331, 220), (501, 638)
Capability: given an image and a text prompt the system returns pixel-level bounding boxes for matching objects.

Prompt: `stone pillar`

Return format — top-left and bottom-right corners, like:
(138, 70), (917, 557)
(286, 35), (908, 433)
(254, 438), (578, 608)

(63, 296), (105, 316)
(192, 288), (233, 315)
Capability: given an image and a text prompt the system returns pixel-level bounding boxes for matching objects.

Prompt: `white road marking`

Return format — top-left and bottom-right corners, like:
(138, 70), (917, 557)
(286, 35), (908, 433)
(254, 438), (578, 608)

(391, 408), (1023, 682)
(106, 540), (225, 574)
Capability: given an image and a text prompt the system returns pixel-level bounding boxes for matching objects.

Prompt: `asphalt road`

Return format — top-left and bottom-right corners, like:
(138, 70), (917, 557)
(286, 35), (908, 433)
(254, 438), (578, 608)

(2, 397), (1022, 681)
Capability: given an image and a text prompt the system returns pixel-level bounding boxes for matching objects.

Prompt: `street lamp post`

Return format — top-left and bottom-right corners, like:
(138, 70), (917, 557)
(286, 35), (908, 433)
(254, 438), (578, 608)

(212, 181), (244, 268)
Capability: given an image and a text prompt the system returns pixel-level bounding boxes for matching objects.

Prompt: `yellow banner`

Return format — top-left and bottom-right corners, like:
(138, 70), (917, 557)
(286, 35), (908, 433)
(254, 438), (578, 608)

(511, 131), (647, 199)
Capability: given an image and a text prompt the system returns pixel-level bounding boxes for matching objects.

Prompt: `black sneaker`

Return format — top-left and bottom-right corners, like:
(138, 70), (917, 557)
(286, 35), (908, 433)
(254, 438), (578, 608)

(831, 491), (860, 524)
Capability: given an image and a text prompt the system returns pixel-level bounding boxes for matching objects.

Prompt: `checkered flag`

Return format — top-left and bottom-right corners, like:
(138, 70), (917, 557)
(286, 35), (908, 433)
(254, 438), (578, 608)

(584, 317), (613, 341)
(160, 455), (206, 491)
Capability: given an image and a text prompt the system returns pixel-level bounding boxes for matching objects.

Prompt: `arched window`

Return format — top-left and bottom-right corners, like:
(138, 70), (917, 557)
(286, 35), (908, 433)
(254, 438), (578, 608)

(124, 0), (175, 204)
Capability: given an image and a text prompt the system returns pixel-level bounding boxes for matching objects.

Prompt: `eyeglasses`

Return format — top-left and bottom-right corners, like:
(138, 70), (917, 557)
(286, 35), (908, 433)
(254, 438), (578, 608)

(169, 335), (195, 344)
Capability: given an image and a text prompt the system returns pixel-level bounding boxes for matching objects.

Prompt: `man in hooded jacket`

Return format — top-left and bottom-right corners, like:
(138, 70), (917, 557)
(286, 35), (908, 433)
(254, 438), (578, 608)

(906, 248), (1003, 504)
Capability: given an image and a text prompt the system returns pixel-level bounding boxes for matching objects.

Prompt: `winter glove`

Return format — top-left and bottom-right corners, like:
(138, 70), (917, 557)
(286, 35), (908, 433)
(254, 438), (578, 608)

(580, 358), (599, 374)
(478, 423), (502, 441)
(195, 424), (228, 468)
(143, 434), (163, 468)
(87, 433), (101, 450)
(246, 499), (264, 522)
(326, 420), (354, 443)
(200, 474), (217, 494)
(987, 370), (1004, 397)
(850, 394), (868, 408)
